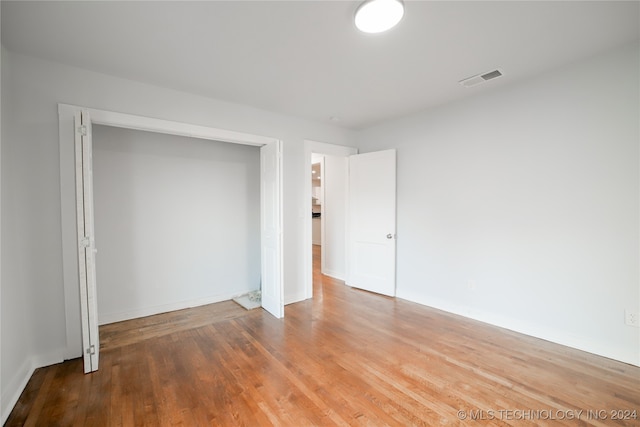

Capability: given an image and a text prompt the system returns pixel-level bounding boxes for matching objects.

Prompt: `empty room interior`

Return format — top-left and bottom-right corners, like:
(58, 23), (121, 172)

(1, 1), (639, 426)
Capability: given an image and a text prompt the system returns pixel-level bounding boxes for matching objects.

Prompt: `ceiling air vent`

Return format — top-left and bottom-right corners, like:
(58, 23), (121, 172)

(459, 69), (503, 88)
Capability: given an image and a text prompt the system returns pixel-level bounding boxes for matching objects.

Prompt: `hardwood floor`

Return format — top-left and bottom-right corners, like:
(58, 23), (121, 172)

(99, 300), (252, 351)
(5, 246), (640, 426)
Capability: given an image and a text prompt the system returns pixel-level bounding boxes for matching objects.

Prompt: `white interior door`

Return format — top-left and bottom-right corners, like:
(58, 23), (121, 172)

(74, 110), (100, 372)
(347, 149), (397, 296)
(260, 141), (284, 318)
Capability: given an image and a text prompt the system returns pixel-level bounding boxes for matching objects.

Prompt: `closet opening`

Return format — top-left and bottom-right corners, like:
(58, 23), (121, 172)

(92, 125), (261, 327)
(59, 104), (283, 373)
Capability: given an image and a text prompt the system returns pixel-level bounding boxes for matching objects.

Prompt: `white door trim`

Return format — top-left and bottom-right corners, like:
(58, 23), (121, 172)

(303, 140), (357, 300)
(59, 103), (283, 361)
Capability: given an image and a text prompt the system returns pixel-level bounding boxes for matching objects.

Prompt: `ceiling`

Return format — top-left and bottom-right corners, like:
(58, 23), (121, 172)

(2, 1), (638, 129)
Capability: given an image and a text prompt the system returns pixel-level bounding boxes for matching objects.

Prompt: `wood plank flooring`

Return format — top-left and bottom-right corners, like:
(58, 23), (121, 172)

(99, 300), (251, 351)
(5, 246), (640, 426)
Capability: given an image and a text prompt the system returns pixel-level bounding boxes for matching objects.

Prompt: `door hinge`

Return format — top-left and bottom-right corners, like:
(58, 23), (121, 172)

(86, 345), (96, 355)
(80, 237), (90, 248)
(77, 125), (87, 136)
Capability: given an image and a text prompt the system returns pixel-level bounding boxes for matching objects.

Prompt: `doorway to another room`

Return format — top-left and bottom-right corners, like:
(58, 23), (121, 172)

(304, 141), (398, 302)
(304, 141), (357, 299)
(311, 155), (323, 274)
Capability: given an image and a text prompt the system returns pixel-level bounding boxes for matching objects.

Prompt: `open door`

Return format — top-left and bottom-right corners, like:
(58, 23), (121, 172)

(347, 149), (397, 296)
(260, 141), (284, 318)
(74, 110), (100, 372)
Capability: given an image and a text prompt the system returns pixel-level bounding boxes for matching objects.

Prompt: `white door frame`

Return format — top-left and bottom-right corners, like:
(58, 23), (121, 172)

(303, 140), (357, 299)
(59, 103), (283, 360)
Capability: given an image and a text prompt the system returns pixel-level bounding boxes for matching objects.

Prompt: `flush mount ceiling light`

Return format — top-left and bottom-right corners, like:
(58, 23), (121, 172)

(355, 0), (404, 33)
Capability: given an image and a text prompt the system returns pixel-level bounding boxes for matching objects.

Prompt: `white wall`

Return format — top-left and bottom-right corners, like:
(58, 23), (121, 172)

(93, 125), (260, 324)
(323, 155), (348, 279)
(1, 47), (43, 422)
(356, 42), (640, 366)
(0, 48), (354, 421)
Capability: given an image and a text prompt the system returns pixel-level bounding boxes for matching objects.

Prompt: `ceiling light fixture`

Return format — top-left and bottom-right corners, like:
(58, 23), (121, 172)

(355, 0), (404, 33)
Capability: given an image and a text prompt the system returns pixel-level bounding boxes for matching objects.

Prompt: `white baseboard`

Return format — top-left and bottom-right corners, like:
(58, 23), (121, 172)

(285, 290), (307, 305)
(98, 290), (256, 325)
(396, 289), (639, 367)
(1, 348), (65, 425)
(1, 358), (32, 425)
(322, 268), (345, 281)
